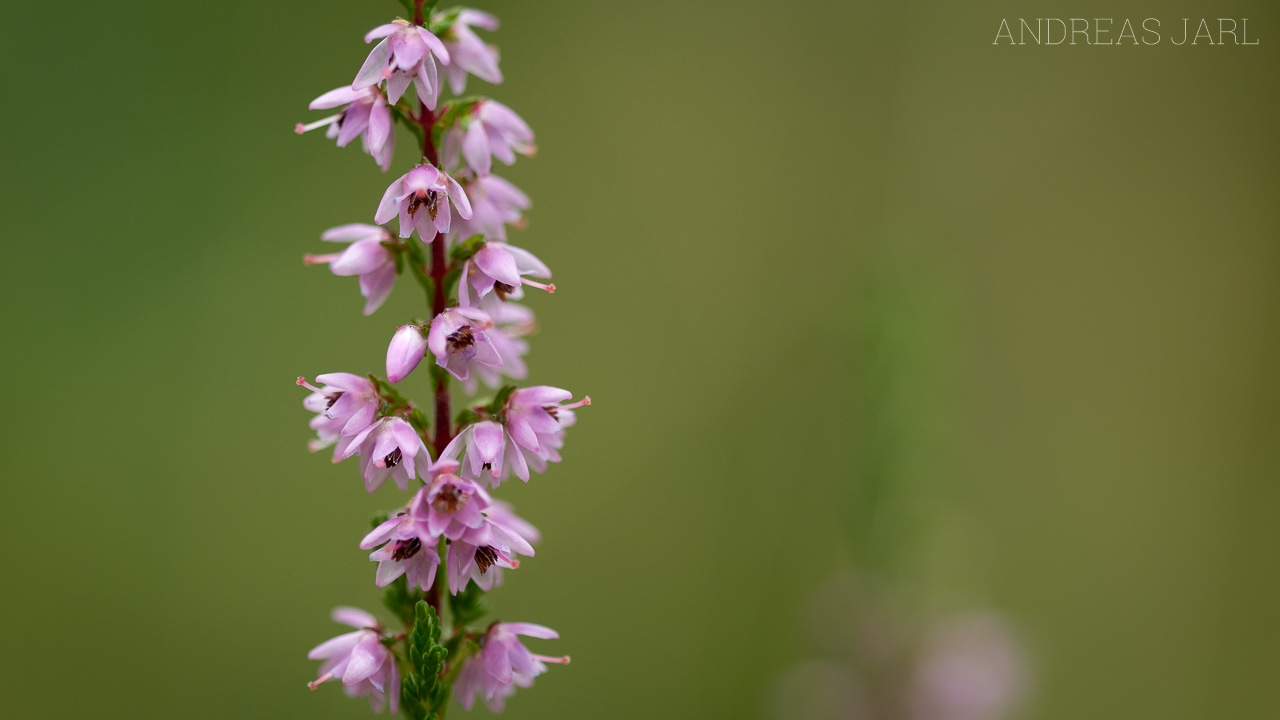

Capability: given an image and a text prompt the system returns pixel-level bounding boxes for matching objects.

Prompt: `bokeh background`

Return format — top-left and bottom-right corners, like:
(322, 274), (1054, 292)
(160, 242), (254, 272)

(1, 0), (1277, 718)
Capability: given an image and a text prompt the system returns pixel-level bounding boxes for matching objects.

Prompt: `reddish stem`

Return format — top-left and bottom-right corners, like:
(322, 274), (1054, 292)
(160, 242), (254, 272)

(414, 0), (447, 620)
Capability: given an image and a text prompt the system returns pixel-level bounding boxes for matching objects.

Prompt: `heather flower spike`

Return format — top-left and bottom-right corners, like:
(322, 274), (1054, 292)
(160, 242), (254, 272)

(295, 3), (587, 716)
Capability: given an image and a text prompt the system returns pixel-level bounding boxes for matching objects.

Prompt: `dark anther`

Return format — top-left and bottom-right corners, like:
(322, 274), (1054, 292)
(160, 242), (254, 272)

(446, 325), (475, 351)
(384, 448), (403, 468)
(391, 537), (422, 561)
(494, 281), (516, 300)
(543, 405), (559, 419)
(325, 391), (344, 410)
(475, 545), (500, 574)
(407, 190), (441, 219)
(431, 483), (469, 514)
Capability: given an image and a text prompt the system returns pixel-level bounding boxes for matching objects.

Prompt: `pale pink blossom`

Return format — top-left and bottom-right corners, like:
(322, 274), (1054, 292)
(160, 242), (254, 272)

(409, 464), (493, 540)
(445, 516), (534, 595)
(354, 20), (450, 108)
(305, 224), (396, 315)
(297, 373), (381, 457)
(448, 174), (530, 243)
(458, 242), (553, 306)
(436, 9), (502, 94)
(376, 163), (473, 240)
(386, 324), (428, 383)
(342, 417), (428, 492)
(454, 623), (568, 712)
(443, 100), (535, 177)
(442, 389), (588, 486)
(360, 511), (441, 592)
(295, 86), (395, 171)
(307, 607), (400, 715)
(427, 306), (501, 381)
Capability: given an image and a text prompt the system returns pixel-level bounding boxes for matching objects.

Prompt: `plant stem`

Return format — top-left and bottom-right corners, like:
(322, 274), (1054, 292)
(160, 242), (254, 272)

(414, 0), (448, 621)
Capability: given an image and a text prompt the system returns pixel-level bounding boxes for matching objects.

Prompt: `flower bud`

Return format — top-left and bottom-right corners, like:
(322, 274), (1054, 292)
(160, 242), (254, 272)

(386, 324), (428, 383)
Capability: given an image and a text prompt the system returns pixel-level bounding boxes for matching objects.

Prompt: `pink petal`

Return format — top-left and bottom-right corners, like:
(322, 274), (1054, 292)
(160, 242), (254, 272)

(353, 40), (390, 89)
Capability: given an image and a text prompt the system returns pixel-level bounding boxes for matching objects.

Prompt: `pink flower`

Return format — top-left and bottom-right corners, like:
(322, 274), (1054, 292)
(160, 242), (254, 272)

(448, 174), (530, 243)
(307, 607), (400, 715)
(386, 324), (428, 383)
(448, 388), (589, 485)
(455, 623), (568, 712)
(360, 511), (441, 592)
(443, 100), (535, 177)
(341, 417), (429, 492)
(427, 306), (501, 381)
(909, 615), (1027, 720)
(445, 516), (534, 595)
(304, 225), (396, 315)
(354, 20), (450, 108)
(376, 163), (473, 240)
(409, 463), (493, 540)
(436, 9), (502, 94)
(295, 87), (395, 171)
(458, 242), (553, 306)
(297, 373), (381, 457)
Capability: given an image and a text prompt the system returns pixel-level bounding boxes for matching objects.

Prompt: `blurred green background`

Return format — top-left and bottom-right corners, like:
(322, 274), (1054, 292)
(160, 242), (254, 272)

(1, 0), (1277, 718)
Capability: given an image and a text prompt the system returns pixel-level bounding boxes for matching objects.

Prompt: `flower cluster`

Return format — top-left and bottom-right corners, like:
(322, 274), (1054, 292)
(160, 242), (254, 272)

(295, 3), (583, 716)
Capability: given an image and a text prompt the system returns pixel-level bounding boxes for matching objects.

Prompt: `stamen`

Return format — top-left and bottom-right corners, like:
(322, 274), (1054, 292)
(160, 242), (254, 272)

(308, 672), (334, 690)
(522, 279), (556, 294)
(391, 537), (422, 561)
(296, 377), (324, 394)
(532, 654), (571, 665)
(379, 448), (403, 469)
(295, 115), (340, 134)
(431, 482), (470, 514)
(474, 545), (500, 574)
(304, 253), (339, 266)
(562, 396), (592, 410)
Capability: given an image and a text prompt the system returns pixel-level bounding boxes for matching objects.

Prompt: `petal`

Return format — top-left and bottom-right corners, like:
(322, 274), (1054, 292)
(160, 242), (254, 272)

(359, 265), (397, 315)
(333, 607), (379, 629)
(331, 240), (390, 276)
(462, 121), (492, 176)
(386, 71), (411, 105)
(342, 637), (386, 685)
(473, 244), (522, 287)
(310, 86), (364, 110)
(364, 24), (401, 43)
(374, 176), (406, 225)
(354, 40), (390, 89)
(308, 630), (365, 659)
(368, 97), (392, 152)
(322, 223), (385, 243)
(499, 622), (559, 639)
(446, 174), (474, 219)
(418, 27), (450, 64)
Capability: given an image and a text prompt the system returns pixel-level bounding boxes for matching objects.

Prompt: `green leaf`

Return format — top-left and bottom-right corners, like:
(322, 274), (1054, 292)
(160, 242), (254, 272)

(428, 6), (463, 34)
(382, 575), (419, 627)
(408, 601), (449, 706)
(448, 235), (486, 262)
(448, 582), (488, 627)
(486, 385), (518, 415)
(454, 407), (481, 428)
